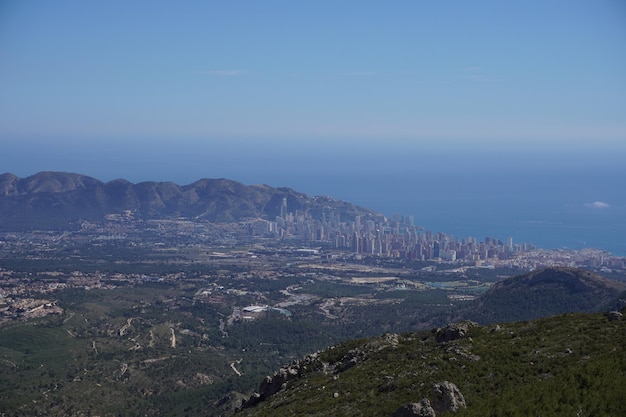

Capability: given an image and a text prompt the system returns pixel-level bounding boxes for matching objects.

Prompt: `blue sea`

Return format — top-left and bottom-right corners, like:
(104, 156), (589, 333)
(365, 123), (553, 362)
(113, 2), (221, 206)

(202, 140), (625, 256)
(278, 161), (626, 257)
(5, 137), (626, 256)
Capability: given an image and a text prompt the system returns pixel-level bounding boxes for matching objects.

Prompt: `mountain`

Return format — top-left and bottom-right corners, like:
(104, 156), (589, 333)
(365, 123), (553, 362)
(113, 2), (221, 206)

(457, 267), (625, 324)
(0, 172), (380, 230)
(238, 310), (626, 417)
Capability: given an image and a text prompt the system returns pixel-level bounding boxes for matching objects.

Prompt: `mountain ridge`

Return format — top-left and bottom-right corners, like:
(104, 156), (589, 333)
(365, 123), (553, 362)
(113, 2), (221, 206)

(0, 171), (381, 229)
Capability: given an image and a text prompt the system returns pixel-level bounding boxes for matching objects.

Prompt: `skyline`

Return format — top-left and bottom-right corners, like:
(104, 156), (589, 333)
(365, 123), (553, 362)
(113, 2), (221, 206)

(1, 0), (625, 145)
(1, 1), (625, 255)
(2, 145), (625, 256)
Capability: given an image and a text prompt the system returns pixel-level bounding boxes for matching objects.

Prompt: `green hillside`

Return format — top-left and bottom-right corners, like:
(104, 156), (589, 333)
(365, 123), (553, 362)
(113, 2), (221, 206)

(239, 310), (626, 417)
(458, 267), (625, 324)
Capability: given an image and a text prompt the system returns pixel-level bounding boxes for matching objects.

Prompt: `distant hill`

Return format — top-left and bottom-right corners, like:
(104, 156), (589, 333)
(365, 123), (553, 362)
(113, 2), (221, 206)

(0, 172), (380, 230)
(238, 311), (626, 416)
(457, 267), (625, 324)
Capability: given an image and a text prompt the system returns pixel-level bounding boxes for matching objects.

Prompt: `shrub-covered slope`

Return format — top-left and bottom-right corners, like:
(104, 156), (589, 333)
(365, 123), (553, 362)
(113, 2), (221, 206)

(240, 310), (626, 417)
(457, 267), (625, 324)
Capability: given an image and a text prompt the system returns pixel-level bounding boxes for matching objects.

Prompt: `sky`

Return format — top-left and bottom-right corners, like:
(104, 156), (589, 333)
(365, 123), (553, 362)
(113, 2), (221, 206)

(1, 0), (625, 146)
(1, 1), (625, 253)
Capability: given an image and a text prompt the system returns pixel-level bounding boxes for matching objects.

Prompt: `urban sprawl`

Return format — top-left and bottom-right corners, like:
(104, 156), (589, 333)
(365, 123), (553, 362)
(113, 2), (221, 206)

(264, 199), (623, 270)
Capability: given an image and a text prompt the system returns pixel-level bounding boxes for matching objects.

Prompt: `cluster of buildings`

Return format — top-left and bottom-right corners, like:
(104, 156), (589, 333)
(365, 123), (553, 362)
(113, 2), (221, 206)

(265, 203), (532, 262)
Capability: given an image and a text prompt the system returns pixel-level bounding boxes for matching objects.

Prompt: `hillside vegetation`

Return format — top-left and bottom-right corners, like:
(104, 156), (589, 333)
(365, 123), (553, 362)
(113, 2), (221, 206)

(458, 267), (625, 324)
(0, 265), (623, 416)
(240, 310), (626, 417)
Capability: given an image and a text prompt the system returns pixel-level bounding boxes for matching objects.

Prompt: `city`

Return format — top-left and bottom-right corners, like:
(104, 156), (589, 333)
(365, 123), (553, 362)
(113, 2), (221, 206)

(263, 199), (624, 270)
(1, 203), (624, 325)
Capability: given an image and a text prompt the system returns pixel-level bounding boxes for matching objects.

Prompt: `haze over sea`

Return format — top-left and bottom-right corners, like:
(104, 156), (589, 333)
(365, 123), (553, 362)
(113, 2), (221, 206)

(2, 3), (625, 255)
(5, 137), (626, 257)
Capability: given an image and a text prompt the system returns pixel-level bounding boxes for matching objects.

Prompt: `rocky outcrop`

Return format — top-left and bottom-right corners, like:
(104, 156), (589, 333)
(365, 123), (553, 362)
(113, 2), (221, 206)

(431, 381), (466, 414)
(391, 381), (465, 417)
(336, 333), (400, 372)
(211, 392), (249, 416)
(391, 399), (436, 417)
(607, 310), (623, 321)
(258, 366), (299, 398)
(240, 352), (321, 410)
(241, 333), (402, 410)
(434, 321), (478, 343)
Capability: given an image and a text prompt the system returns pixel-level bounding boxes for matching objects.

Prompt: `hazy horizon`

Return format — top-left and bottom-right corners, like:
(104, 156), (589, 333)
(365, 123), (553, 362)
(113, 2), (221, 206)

(1, 1), (625, 254)
(2, 1), (625, 141)
(3, 138), (625, 256)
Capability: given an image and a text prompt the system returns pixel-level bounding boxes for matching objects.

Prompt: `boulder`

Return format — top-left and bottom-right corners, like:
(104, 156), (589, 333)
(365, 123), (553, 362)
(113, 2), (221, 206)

(489, 324), (502, 333)
(431, 381), (466, 414)
(435, 321), (478, 343)
(391, 398), (436, 417)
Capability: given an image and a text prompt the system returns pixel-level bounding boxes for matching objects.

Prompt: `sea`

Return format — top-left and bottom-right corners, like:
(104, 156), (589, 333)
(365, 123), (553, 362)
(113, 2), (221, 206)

(5, 137), (626, 256)
(273, 160), (626, 257)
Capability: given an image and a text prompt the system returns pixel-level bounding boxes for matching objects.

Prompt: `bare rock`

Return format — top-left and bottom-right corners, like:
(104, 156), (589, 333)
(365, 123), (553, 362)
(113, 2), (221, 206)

(431, 381), (466, 414)
(212, 392), (246, 414)
(240, 352), (323, 410)
(435, 321), (478, 343)
(490, 324), (502, 333)
(382, 332), (400, 347)
(240, 392), (261, 409)
(608, 311), (623, 321)
(391, 399), (437, 417)
(258, 365), (300, 399)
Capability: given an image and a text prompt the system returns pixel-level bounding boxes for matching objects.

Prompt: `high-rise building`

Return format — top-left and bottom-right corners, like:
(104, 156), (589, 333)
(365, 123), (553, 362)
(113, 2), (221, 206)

(352, 231), (360, 253)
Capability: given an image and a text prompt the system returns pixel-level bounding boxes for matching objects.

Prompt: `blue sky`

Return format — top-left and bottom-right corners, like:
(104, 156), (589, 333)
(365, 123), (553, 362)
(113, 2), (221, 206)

(1, 0), (625, 147)
(1, 1), (625, 253)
